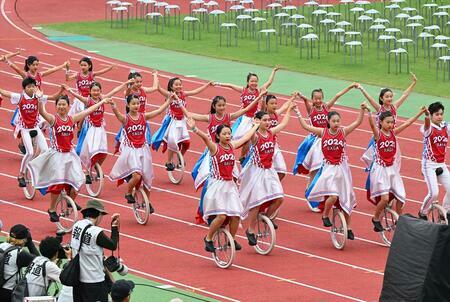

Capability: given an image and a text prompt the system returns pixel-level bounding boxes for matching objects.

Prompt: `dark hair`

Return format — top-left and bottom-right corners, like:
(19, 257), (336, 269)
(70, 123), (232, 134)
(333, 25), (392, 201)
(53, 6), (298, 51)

(126, 94), (139, 105)
(311, 88), (324, 99)
(39, 236), (60, 259)
(82, 208), (101, 219)
(326, 111), (341, 128)
(79, 57), (93, 71)
(246, 73), (258, 88)
(210, 96), (226, 114)
(215, 124), (232, 143)
(265, 94), (277, 104)
(22, 77), (37, 89)
(24, 56), (39, 72)
(90, 81), (102, 91)
(128, 71), (142, 80)
(379, 111), (394, 123)
(255, 110), (268, 120)
(167, 77), (181, 92)
(55, 95), (70, 106)
(428, 102), (444, 115)
(378, 88), (393, 105)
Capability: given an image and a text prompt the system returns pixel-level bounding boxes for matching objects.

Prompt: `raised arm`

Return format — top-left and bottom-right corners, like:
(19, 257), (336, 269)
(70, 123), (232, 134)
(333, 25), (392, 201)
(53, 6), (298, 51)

(93, 64), (115, 77)
(230, 89), (267, 120)
(110, 100), (126, 124)
(72, 98), (111, 123)
(38, 101), (55, 125)
(261, 65), (280, 90)
(0, 88), (13, 99)
(104, 79), (133, 98)
(292, 105), (323, 137)
(145, 95), (172, 120)
(344, 103), (369, 136)
(185, 81), (213, 97)
(357, 84), (381, 112)
(299, 93), (313, 114)
(143, 71), (159, 94)
(394, 106), (426, 135)
(157, 83), (170, 98)
(186, 118), (217, 154)
(394, 73), (417, 109)
(423, 109), (431, 132)
(326, 83), (357, 110)
(41, 61), (69, 77)
(232, 121), (260, 149)
(275, 92), (297, 115)
(64, 84), (88, 104)
(271, 102), (295, 135)
(180, 103), (209, 121)
(216, 82), (243, 93)
(46, 85), (65, 101)
(367, 109), (379, 140)
(2, 57), (27, 78)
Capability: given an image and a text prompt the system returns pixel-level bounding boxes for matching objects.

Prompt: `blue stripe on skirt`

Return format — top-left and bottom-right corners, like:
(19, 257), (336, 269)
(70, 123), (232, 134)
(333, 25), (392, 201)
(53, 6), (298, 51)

(151, 115), (171, 151)
(231, 116), (243, 134)
(75, 121), (89, 155)
(10, 108), (18, 126)
(292, 133), (317, 175)
(192, 148), (208, 181)
(305, 164), (324, 209)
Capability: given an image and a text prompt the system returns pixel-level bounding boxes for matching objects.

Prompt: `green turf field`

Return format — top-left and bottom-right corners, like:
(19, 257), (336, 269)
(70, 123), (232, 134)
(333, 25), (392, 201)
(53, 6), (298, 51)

(44, 3), (450, 98)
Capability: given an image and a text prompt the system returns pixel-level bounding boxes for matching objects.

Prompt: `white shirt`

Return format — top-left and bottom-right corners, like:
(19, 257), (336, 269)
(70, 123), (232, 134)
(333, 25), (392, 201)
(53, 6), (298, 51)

(10, 92), (48, 105)
(25, 256), (61, 297)
(70, 219), (104, 283)
(0, 242), (20, 290)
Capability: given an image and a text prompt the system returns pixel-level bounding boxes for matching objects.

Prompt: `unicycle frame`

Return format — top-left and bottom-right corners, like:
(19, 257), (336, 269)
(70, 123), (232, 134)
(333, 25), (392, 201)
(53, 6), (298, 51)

(212, 226), (235, 269)
(331, 208), (347, 250)
(86, 162), (104, 197)
(168, 150), (185, 184)
(55, 189), (78, 232)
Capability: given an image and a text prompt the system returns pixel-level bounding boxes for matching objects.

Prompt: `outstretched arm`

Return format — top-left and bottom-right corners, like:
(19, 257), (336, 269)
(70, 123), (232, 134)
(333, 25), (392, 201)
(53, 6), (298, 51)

(367, 109), (379, 140)
(0, 88), (13, 99)
(230, 89), (267, 120)
(93, 64), (115, 77)
(143, 71), (159, 94)
(0, 50), (20, 61)
(423, 109), (431, 133)
(275, 92), (297, 115)
(1, 56), (27, 78)
(344, 103), (369, 136)
(104, 79), (133, 98)
(41, 61), (69, 77)
(299, 93), (312, 114)
(46, 85), (65, 101)
(216, 82), (243, 93)
(187, 118), (217, 154)
(261, 65), (280, 90)
(394, 106), (426, 135)
(326, 83), (357, 110)
(110, 100), (126, 124)
(63, 84), (88, 104)
(180, 103), (209, 121)
(185, 81), (213, 96)
(72, 98), (111, 123)
(357, 84), (381, 112)
(232, 121), (260, 149)
(271, 101), (295, 135)
(145, 95), (172, 120)
(394, 73), (417, 109)
(292, 105), (323, 137)
(38, 101), (55, 125)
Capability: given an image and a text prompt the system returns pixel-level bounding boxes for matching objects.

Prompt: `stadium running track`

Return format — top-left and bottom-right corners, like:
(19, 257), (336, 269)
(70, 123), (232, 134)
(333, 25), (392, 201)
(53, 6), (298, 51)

(0, 0), (445, 301)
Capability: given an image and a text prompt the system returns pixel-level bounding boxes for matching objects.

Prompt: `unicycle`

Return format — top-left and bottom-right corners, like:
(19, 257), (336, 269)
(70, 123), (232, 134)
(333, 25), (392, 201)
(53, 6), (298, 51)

(168, 151), (185, 184)
(212, 226), (235, 269)
(254, 213), (276, 255)
(55, 189), (79, 232)
(23, 166), (35, 200)
(132, 187), (152, 225)
(379, 201), (399, 247)
(331, 208), (347, 250)
(86, 163), (104, 197)
(428, 201), (448, 225)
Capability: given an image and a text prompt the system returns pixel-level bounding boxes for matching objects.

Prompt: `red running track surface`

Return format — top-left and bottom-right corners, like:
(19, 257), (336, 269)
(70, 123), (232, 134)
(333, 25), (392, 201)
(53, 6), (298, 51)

(0, 0), (445, 301)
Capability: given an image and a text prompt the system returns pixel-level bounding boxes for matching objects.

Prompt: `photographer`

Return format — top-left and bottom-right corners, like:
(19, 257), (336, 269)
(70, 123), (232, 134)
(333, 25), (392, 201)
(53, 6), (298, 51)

(25, 236), (71, 297)
(70, 199), (119, 302)
(0, 224), (39, 301)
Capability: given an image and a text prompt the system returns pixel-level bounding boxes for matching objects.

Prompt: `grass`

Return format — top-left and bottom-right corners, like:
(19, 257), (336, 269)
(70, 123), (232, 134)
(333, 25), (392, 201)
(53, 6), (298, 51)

(44, 4), (449, 98)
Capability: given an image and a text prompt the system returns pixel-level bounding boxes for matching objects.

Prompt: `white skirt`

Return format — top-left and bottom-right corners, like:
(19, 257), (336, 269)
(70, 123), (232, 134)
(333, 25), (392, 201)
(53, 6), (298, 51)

(232, 116), (253, 140)
(28, 148), (85, 191)
(302, 137), (323, 173)
(164, 118), (190, 152)
(272, 144), (286, 174)
(69, 98), (85, 116)
(369, 162), (406, 204)
(239, 163), (284, 219)
(306, 161), (356, 214)
(202, 178), (243, 222)
(109, 145), (154, 190)
(80, 125), (108, 168)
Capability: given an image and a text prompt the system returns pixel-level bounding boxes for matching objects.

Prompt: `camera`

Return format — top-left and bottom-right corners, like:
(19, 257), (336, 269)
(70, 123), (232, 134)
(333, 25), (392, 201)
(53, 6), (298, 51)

(55, 230), (70, 259)
(104, 256), (128, 276)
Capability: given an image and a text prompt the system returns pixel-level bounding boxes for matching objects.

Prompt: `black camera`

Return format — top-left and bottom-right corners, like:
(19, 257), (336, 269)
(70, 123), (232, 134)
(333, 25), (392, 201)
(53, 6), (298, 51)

(104, 255), (128, 276)
(55, 230), (70, 259)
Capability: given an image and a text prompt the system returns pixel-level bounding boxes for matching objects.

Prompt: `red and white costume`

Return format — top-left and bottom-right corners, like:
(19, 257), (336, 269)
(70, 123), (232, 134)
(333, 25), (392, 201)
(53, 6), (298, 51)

(28, 115), (84, 191)
(202, 144), (243, 222)
(10, 93), (49, 173)
(368, 130), (406, 205)
(239, 130), (284, 218)
(420, 122), (450, 212)
(27, 71), (43, 89)
(109, 113), (153, 190)
(79, 97), (108, 168)
(306, 128), (356, 214)
(69, 72), (95, 115)
(304, 105), (328, 172)
(268, 112), (287, 175)
(163, 91), (190, 152)
(232, 88), (259, 140)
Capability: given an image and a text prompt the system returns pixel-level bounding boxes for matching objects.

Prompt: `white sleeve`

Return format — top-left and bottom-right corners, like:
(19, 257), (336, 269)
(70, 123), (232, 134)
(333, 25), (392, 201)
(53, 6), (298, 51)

(446, 122), (450, 136)
(46, 261), (62, 283)
(10, 93), (21, 105)
(39, 95), (48, 104)
(420, 125), (431, 137)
